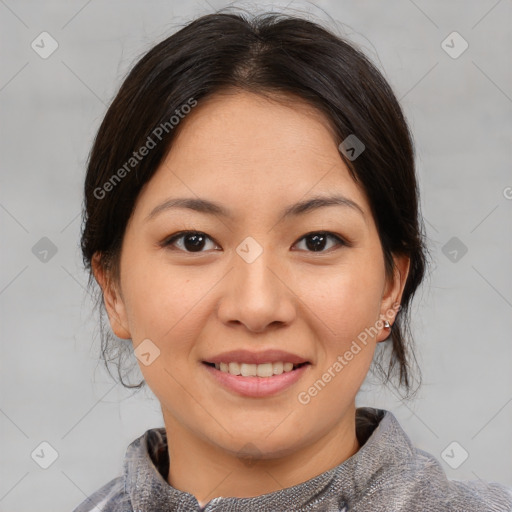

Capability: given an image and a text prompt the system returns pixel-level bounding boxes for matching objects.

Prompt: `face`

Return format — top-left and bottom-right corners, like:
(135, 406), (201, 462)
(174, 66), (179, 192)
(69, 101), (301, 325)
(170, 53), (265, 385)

(94, 90), (409, 461)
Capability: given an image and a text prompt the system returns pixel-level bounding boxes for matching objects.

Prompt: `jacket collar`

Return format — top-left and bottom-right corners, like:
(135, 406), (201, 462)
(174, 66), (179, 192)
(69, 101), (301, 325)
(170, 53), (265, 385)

(123, 406), (418, 511)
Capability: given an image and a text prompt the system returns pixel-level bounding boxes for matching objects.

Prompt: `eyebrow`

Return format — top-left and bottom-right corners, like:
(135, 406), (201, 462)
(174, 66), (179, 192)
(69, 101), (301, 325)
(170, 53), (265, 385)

(145, 194), (366, 223)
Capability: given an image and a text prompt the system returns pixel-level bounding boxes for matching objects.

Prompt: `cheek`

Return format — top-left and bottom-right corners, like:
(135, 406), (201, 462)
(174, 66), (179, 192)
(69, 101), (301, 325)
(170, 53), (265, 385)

(121, 250), (209, 342)
(295, 269), (380, 420)
(120, 259), (213, 403)
(295, 253), (384, 393)
(299, 256), (384, 338)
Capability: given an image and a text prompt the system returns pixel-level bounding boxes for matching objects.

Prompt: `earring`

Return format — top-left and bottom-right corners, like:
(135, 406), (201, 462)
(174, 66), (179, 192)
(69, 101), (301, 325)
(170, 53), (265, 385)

(383, 320), (391, 329)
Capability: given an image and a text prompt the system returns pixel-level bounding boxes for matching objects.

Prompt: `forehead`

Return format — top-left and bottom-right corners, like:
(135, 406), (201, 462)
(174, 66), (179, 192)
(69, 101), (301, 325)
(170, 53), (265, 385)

(169, 89), (340, 164)
(135, 90), (369, 220)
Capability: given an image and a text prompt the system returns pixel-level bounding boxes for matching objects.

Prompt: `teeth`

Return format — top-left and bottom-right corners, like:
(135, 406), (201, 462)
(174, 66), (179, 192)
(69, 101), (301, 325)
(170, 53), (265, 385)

(215, 361), (299, 377)
(273, 361), (284, 375)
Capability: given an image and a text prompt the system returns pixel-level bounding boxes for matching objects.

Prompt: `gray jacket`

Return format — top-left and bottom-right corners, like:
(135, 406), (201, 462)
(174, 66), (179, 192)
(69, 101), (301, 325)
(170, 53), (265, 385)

(73, 407), (512, 511)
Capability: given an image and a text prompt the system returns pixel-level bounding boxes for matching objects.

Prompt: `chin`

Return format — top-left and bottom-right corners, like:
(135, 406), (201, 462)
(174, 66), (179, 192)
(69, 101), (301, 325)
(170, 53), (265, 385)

(211, 428), (305, 460)
(232, 440), (298, 461)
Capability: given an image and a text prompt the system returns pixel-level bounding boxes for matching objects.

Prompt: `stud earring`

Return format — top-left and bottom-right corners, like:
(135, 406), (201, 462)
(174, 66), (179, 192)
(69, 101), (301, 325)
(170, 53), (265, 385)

(383, 320), (391, 329)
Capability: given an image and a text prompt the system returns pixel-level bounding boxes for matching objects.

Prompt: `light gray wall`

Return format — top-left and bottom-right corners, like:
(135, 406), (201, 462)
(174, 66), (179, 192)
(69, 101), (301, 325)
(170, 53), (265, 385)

(1, 1), (511, 510)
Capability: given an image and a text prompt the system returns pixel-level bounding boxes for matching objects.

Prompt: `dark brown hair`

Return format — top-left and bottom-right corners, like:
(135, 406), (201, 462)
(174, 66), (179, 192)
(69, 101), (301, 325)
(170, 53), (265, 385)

(81, 10), (430, 399)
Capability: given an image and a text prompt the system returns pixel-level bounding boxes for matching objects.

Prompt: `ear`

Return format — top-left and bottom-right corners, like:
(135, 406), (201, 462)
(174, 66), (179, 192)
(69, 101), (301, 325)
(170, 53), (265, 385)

(92, 252), (131, 340)
(376, 254), (410, 343)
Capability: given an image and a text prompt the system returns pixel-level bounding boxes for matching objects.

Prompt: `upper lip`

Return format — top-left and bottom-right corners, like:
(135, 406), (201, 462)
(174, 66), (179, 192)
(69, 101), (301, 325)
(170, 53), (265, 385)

(204, 349), (310, 365)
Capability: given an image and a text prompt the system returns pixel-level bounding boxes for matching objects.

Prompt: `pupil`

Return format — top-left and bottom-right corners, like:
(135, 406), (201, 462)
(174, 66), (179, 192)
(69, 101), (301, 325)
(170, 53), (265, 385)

(306, 233), (326, 252)
(184, 233), (205, 252)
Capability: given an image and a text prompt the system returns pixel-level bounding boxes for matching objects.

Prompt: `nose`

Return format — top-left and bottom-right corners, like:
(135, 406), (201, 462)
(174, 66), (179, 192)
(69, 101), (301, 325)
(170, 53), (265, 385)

(216, 244), (296, 333)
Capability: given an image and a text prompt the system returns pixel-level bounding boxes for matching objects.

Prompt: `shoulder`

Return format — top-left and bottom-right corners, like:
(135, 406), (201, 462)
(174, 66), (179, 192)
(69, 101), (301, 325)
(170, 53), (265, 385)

(407, 447), (512, 511)
(355, 409), (512, 512)
(72, 476), (132, 512)
(71, 427), (167, 512)
(445, 476), (512, 512)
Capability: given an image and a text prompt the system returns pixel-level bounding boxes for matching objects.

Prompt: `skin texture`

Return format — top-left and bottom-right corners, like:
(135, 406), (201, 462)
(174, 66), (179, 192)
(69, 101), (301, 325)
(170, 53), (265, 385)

(93, 90), (410, 507)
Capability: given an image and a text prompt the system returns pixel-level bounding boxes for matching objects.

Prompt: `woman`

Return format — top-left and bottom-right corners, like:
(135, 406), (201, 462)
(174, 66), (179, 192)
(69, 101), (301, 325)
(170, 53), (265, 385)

(74, 10), (512, 512)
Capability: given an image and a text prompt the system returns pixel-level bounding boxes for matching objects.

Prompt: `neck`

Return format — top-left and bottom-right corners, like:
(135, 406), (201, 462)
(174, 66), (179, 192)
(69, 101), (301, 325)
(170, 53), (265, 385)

(164, 405), (360, 507)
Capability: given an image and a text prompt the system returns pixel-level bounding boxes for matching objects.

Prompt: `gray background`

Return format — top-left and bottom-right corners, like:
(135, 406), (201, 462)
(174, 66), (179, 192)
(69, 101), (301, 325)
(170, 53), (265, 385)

(1, 1), (511, 511)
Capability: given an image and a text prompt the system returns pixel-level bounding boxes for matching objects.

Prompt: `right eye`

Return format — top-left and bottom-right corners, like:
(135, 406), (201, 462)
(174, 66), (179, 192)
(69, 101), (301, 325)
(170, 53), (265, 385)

(162, 231), (220, 253)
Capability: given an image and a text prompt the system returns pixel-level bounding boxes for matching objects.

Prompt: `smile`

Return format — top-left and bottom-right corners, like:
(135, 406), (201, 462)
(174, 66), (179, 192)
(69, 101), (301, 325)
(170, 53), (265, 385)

(207, 361), (308, 377)
(202, 361), (311, 397)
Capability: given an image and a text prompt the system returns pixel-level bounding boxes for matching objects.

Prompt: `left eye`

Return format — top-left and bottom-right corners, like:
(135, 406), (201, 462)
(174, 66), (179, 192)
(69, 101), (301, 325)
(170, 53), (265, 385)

(162, 231), (346, 253)
(293, 232), (346, 253)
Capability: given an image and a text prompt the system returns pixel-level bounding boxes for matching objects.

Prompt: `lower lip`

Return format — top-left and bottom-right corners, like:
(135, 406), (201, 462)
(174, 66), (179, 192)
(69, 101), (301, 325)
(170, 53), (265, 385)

(202, 363), (310, 398)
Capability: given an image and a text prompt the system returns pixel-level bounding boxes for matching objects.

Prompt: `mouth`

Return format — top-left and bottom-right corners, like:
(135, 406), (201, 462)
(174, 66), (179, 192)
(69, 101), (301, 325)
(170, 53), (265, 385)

(201, 360), (311, 398)
(201, 348), (312, 397)
(202, 361), (310, 377)
(202, 361), (311, 399)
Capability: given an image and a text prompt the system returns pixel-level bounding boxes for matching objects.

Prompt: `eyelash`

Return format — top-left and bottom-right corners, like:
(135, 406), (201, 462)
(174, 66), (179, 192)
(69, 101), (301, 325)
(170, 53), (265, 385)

(161, 230), (349, 254)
